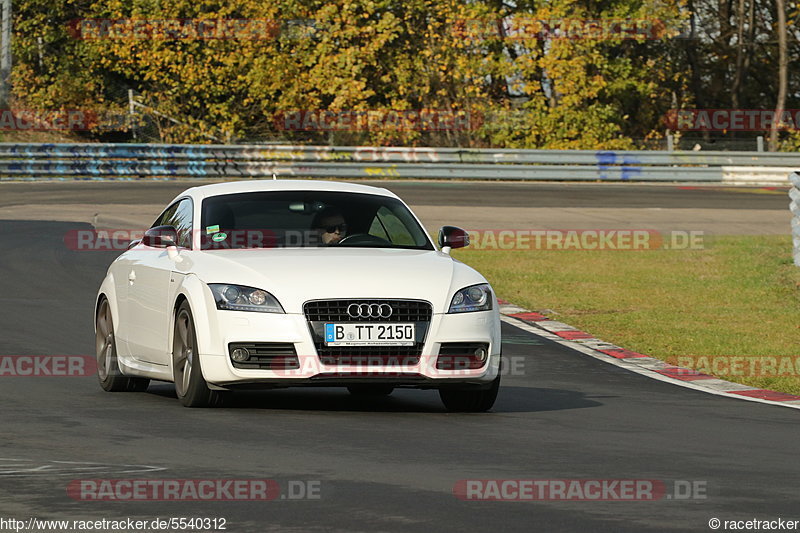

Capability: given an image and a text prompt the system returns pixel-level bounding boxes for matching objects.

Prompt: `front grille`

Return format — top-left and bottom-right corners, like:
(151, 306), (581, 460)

(303, 299), (432, 322)
(318, 346), (422, 366)
(229, 342), (299, 370)
(436, 342), (489, 370)
(304, 299), (432, 365)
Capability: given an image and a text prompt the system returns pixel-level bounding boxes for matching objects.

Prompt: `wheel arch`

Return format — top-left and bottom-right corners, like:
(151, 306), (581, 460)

(172, 275), (217, 365)
(95, 274), (120, 334)
(174, 293), (188, 313)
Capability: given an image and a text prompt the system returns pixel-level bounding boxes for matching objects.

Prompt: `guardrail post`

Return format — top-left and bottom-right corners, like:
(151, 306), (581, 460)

(790, 172), (800, 266)
(128, 90), (137, 141)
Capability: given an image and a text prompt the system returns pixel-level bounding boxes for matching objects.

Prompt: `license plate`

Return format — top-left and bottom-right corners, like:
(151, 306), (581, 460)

(324, 323), (416, 346)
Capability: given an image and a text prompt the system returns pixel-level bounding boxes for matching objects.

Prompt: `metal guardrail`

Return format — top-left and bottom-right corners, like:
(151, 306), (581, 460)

(0, 143), (798, 182)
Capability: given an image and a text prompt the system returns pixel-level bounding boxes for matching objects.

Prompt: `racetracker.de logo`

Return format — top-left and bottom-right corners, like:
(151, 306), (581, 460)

(267, 353), (496, 378)
(64, 229), (146, 251)
(68, 479), (280, 501)
(664, 109), (800, 131)
(668, 356), (800, 378)
(465, 230), (707, 251)
(0, 109), (97, 131)
(0, 355), (96, 377)
(452, 17), (684, 41)
(66, 18), (316, 41)
(64, 229), (316, 251)
(273, 110), (481, 132)
(454, 479), (707, 501)
(67, 479), (322, 501)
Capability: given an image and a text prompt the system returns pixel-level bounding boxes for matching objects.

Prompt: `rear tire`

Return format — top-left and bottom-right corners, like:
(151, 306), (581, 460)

(172, 301), (227, 408)
(347, 384), (394, 397)
(95, 298), (150, 392)
(439, 375), (500, 412)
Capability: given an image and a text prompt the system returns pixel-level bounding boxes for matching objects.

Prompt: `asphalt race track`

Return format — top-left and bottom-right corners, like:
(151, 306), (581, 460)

(0, 183), (798, 532)
(0, 180), (790, 210)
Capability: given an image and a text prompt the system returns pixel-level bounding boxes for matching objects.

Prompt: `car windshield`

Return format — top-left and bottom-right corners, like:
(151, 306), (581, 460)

(199, 190), (434, 250)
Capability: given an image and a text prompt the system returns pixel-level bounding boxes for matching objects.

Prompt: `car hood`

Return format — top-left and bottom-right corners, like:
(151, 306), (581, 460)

(184, 248), (488, 314)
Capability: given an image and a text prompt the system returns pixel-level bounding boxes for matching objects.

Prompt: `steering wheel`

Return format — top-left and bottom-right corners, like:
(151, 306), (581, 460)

(337, 233), (391, 246)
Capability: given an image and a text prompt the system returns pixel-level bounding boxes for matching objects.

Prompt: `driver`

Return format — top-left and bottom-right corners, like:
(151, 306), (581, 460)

(312, 207), (348, 246)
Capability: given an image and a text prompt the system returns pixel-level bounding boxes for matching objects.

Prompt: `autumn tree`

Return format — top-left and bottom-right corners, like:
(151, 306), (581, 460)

(7, 0), (796, 149)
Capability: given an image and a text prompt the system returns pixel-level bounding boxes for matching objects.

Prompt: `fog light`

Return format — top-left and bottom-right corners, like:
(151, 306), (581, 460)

(231, 347), (250, 362)
(474, 347), (488, 363)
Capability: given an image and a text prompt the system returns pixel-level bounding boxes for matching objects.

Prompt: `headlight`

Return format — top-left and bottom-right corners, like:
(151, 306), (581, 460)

(208, 284), (284, 313)
(448, 283), (493, 313)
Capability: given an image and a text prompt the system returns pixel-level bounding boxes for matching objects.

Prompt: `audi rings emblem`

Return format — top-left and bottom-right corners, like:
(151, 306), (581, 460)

(347, 303), (393, 319)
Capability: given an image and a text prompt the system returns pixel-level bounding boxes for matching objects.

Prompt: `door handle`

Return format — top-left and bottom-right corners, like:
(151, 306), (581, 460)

(128, 271), (136, 284)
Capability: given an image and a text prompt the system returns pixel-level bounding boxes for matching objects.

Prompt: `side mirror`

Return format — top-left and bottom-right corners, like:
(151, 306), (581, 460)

(142, 225), (178, 248)
(438, 226), (470, 253)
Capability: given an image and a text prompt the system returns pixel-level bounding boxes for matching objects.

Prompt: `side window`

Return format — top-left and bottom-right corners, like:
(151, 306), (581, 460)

(369, 206), (415, 245)
(152, 198), (193, 248)
(153, 203), (178, 228)
(368, 216), (390, 240)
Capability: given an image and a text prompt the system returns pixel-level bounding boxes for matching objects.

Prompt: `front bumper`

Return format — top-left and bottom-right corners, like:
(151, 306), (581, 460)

(198, 307), (501, 389)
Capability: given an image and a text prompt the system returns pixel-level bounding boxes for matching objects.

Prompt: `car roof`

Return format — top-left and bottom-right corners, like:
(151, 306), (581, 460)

(174, 179), (398, 204)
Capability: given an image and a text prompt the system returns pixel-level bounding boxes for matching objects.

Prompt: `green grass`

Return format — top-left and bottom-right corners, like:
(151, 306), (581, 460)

(453, 235), (800, 394)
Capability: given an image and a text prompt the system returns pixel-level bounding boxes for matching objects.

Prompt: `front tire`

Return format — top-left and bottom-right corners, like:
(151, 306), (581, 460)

(439, 375), (500, 412)
(172, 301), (226, 408)
(95, 298), (150, 392)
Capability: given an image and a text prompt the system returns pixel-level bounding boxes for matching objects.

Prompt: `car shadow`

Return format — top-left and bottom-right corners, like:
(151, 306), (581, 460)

(144, 384), (603, 414)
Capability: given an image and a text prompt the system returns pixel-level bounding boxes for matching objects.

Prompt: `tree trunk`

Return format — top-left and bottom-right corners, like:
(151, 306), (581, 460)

(769, 0), (787, 151)
(685, 0), (704, 108)
(731, 0), (746, 110)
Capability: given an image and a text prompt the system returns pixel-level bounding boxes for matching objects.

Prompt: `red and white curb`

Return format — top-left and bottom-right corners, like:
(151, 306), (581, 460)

(498, 299), (800, 410)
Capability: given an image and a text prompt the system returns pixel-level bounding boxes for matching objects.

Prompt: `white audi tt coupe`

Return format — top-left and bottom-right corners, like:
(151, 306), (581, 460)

(95, 180), (501, 410)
